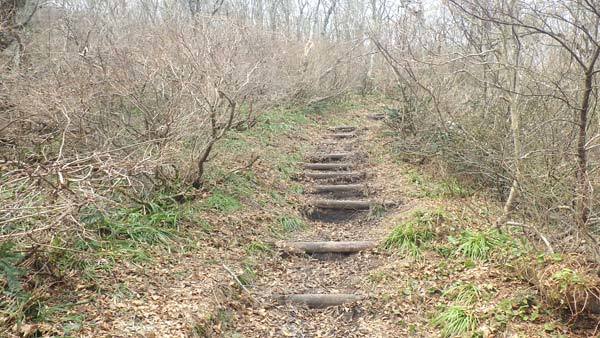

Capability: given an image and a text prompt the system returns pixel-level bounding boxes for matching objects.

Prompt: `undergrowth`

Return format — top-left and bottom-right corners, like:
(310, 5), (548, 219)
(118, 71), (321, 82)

(1, 101), (318, 332)
(406, 170), (473, 199)
(278, 216), (306, 232)
(0, 194), (190, 331)
(201, 191), (242, 213)
(449, 229), (514, 261)
(431, 305), (479, 337)
(383, 209), (445, 256)
(442, 282), (486, 305)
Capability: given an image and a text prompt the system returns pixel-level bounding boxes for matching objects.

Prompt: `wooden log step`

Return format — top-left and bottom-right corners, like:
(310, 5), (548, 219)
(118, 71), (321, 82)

(368, 113), (386, 120)
(303, 162), (352, 170)
(309, 152), (353, 161)
(313, 184), (365, 193)
(329, 132), (356, 139)
(277, 293), (364, 308)
(329, 126), (357, 132)
(281, 241), (378, 254)
(304, 171), (365, 180)
(312, 199), (371, 210)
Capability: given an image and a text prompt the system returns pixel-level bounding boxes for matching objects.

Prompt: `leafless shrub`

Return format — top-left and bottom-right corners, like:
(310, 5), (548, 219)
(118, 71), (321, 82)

(372, 0), (600, 260)
(0, 3), (363, 244)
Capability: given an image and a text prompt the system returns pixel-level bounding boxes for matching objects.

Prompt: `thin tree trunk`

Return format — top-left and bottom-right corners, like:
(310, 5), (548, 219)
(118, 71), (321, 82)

(497, 18), (522, 228)
(575, 47), (599, 233)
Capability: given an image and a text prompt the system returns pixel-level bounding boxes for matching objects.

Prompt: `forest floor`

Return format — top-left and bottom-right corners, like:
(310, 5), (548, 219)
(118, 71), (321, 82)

(15, 97), (599, 337)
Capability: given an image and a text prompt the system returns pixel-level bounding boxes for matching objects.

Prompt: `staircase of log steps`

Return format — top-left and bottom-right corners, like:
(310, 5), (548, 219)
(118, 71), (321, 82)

(276, 122), (381, 309)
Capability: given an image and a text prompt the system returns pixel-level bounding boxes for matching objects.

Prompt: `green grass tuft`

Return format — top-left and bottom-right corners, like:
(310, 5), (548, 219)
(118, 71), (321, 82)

(246, 241), (273, 255)
(432, 305), (479, 337)
(202, 191), (242, 213)
(450, 229), (511, 261)
(278, 216), (306, 232)
(0, 241), (35, 326)
(383, 209), (443, 256)
(442, 282), (484, 305)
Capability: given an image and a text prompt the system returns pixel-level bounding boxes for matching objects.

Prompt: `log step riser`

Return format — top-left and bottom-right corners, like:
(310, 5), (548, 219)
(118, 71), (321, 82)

(368, 114), (385, 120)
(312, 200), (371, 210)
(313, 184), (365, 193)
(278, 294), (363, 308)
(304, 172), (365, 180)
(329, 126), (357, 132)
(304, 208), (367, 223)
(282, 241), (378, 254)
(329, 133), (356, 139)
(308, 153), (353, 162)
(303, 163), (353, 171)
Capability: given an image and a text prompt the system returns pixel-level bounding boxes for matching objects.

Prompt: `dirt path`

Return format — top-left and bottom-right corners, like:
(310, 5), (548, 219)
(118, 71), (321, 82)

(231, 108), (401, 337)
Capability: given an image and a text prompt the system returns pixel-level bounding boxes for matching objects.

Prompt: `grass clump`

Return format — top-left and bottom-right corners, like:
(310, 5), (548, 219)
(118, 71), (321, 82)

(431, 305), (479, 337)
(276, 153), (302, 179)
(237, 260), (257, 287)
(202, 191), (242, 213)
(246, 241), (273, 255)
(383, 209), (443, 256)
(80, 200), (182, 250)
(450, 229), (511, 261)
(1, 197), (187, 329)
(278, 216), (306, 232)
(251, 107), (311, 141)
(192, 308), (235, 337)
(442, 282), (485, 305)
(383, 222), (433, 256)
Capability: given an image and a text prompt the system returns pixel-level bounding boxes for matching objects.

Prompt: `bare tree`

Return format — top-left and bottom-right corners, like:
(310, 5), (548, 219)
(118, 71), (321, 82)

(450, 0), (600, 254)
(0, 0), (38, 52)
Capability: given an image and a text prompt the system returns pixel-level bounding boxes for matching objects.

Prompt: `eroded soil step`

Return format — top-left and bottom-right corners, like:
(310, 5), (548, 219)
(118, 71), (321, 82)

(280, 241), (378, 254)
(303, 162), (353, 171)
(312, 199), (371, 210)
(304, 171), (365, 181)
(276, 293), (364, 308)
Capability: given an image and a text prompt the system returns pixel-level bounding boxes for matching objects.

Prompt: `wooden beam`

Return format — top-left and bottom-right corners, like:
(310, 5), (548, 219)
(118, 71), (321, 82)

(313, 184), (365, 193)
(304, 171), (365, 181)
(312, 199), (371, 210)
(281, 241), (378, 254)
(308, 152), (353, 161)
(368, 113), (385, 120)
(328, 126), (357, 132)
(303, 162), (352, 170)
(329, 132), (356, 139)
(277, 293), (364, 308)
